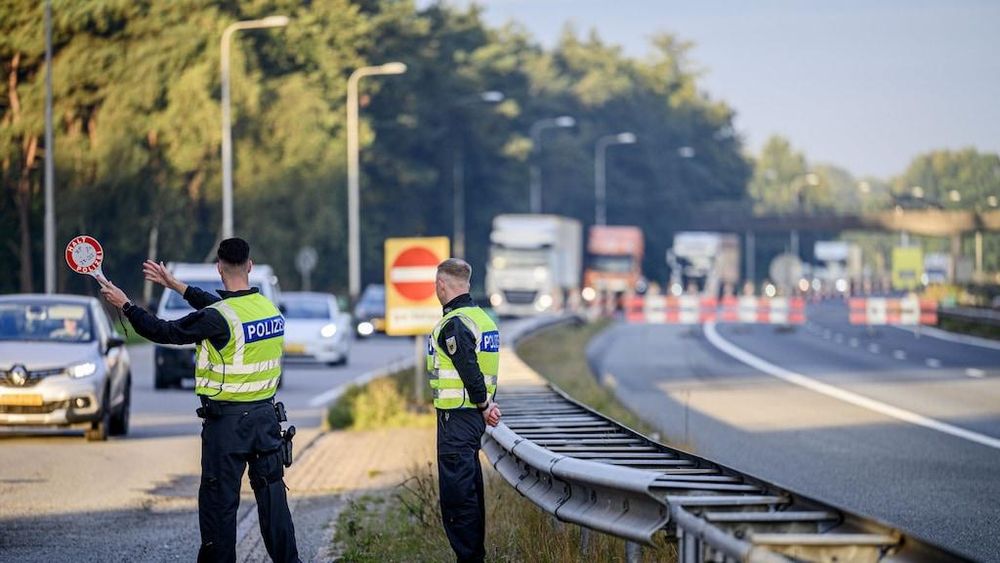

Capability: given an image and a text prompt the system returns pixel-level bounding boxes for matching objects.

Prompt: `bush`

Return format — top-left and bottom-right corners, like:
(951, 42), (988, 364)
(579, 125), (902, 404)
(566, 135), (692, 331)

(326, 368), (434, 431)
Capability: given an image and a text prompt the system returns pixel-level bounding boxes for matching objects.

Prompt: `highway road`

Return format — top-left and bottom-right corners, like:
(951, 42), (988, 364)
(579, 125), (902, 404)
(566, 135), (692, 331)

(0, 335), (412, 562)
(588, 300), (1000, 561)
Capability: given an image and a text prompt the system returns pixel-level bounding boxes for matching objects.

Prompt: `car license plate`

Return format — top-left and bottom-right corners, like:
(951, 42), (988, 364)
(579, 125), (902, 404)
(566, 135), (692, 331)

(0, 394), (43, 407)
(284, 343), (306, 354)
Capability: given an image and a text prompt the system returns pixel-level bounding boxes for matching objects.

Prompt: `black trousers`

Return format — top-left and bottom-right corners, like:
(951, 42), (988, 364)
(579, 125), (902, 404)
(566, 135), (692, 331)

(198, 399), (300, 563)
(437, 408), (487, 563)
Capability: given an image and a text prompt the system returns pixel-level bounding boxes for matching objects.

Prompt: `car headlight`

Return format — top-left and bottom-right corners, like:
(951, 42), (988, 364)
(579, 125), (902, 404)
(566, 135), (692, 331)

(320, 323), (338, 338)
(67, 362), (97, 379)
(357, 321), (374, 336)
(489, 293), (504, 307)
(536, 294), (553, 311)
(581, 287), (597, 302)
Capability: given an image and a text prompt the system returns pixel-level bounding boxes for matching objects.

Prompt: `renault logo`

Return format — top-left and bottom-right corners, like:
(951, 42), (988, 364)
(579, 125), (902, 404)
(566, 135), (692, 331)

(10, 365), (28, 387)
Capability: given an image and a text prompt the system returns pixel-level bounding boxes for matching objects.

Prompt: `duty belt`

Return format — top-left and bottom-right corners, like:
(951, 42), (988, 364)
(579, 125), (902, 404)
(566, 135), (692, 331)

(197, 396), (274, 418)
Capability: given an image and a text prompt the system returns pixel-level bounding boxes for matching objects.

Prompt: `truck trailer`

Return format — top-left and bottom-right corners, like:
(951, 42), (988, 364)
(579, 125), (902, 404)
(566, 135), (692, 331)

(486, 214), (582, 317)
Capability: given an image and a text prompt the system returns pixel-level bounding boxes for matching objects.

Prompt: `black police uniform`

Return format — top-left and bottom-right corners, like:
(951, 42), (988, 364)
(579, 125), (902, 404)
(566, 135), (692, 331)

(124, 286), (300, 563)
(434, 293), (491, 563)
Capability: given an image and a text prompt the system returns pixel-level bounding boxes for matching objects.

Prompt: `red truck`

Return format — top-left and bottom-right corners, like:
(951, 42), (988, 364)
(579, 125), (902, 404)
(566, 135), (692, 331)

(583, 226), (644, 306)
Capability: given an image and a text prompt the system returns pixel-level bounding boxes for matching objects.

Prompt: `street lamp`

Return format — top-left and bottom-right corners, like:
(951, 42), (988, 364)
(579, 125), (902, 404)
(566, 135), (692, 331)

(594, 132), (637, 226)
(452, 91), (504, 259)
(43, 0), (55, 293)
(220, 15), (290, 240)
(529, 116), (575, 213)
(347, 62), (407, 301)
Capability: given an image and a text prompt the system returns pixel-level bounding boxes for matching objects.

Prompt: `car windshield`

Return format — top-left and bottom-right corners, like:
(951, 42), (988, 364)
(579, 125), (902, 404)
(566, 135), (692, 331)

(283, 297), (331, 319)
(358, 286), (385, 309)
(0, 302), (94, 343)
(590, 255), (633, 273)
(165, 280), (225, 309)
(490, 247), (549, 269)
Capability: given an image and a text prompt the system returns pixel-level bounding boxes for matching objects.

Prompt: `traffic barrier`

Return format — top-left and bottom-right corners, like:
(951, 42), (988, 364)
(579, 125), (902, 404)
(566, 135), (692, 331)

(484, 317), (964, 562)
(627, 296), (805, 325)
(849, 297), (937, 326)
(719, 296), (805, 325)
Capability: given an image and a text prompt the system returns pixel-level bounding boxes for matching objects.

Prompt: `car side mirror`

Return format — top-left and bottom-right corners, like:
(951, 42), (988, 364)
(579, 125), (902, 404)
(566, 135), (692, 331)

(106, 336), (126, 351)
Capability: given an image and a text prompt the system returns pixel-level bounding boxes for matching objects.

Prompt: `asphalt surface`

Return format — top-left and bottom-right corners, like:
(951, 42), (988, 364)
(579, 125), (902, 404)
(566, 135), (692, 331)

(588, 300), (1000, 561)
(0, 334), (411, 562)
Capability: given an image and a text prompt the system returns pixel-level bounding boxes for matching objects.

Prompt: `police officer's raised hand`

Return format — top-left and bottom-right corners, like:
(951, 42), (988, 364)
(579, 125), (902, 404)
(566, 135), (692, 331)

(483, 403), (501, 427)
(143, 260), (187, 294)
(98, 277), (131, 310)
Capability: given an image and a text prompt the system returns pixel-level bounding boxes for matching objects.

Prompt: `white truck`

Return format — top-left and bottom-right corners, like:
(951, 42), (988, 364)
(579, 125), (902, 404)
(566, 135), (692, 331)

(486, 214), (582, 317)
(667, 232), (740, 297)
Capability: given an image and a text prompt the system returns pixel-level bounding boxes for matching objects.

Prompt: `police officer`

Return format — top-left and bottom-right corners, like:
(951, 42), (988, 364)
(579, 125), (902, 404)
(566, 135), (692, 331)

(427, 258), (502, 563)
(99, 238), (300, 563)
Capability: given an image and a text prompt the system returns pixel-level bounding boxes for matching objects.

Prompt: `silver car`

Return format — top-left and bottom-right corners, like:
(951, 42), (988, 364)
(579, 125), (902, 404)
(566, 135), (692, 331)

(0, 294), (131, 441)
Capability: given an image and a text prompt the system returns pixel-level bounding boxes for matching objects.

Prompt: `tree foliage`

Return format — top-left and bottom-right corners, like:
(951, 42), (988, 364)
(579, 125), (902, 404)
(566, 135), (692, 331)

(2, 0), (749, 296)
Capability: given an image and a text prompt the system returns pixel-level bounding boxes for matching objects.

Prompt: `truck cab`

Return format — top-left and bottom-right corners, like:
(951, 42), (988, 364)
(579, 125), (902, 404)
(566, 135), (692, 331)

(583, 226), (644, 309)
(152, 262), (282, 389)
(485, 214), (582, 317)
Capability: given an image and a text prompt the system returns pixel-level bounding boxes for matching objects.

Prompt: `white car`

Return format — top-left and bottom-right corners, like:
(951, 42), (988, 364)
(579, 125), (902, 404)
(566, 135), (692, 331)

(0, 294), (131, 441)
(281, 292), (351, 366)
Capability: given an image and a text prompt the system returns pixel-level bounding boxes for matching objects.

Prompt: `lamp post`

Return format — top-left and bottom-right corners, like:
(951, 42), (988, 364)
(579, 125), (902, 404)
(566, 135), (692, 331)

(594, 132), (637, 226)
(347, 62), (407, 302)
(452, 91), (504, 259)
(43, 0), (55, 293)
(220, 15), (289, 240)
(529, 116), (575, 213)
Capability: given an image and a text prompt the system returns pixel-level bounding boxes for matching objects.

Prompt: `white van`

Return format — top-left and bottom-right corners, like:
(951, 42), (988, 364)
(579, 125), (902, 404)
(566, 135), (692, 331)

(153, 263), (282, 389)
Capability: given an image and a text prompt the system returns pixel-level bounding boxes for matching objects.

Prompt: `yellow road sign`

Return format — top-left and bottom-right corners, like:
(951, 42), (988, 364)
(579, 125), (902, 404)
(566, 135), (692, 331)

(384, 237), (450, 336)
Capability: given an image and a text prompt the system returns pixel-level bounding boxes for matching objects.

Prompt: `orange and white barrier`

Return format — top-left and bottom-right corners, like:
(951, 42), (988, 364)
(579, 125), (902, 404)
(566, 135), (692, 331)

(626, 295), (717, 324)
(719, 296), (805, 325)
(848, 297), (937, 326)
(626, 296), (805, 325)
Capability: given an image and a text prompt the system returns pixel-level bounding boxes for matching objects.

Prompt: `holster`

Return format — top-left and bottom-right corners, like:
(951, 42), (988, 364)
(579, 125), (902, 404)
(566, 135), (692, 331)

(280, 425), (296, 467)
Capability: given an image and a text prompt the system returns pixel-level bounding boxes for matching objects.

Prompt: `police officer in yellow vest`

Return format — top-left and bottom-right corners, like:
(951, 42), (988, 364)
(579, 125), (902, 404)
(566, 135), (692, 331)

(427, 258), (502, 563)
(99, 238), (300, 563)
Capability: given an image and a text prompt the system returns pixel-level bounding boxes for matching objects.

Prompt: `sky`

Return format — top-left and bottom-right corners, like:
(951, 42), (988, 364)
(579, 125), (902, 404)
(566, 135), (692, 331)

(418, 0), (1000, 179)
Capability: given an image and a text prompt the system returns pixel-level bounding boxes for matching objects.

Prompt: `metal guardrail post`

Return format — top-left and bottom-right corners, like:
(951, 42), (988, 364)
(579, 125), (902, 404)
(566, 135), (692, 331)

(624, 541), (641, 563)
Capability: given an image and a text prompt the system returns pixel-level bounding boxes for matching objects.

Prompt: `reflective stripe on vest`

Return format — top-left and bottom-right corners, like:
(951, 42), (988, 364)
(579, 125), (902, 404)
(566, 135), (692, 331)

(426, 306), (499, 409)
(195, 293), (284, 402)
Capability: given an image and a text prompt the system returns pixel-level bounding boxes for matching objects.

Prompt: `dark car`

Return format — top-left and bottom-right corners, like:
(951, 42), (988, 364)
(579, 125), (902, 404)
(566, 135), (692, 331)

(353, 284), (386, 337)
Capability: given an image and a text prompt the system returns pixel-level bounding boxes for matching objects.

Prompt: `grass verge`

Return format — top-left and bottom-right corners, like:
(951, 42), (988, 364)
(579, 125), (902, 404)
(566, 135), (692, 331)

(326, 367), (434, 430)
(516, 319), (657, 435)
(938, 317), (1000, 341)
(334, 462), (674, 562)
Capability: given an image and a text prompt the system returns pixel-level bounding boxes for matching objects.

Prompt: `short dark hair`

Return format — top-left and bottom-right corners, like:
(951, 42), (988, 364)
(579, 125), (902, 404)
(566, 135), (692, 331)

(217, 238), (250, 266)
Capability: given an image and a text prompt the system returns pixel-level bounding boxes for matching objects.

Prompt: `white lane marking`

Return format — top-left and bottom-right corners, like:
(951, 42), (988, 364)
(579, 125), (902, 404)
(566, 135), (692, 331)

(893, 325), (1000, 351)
(704, 322), (1000, 451)
(966, 368), (986, 379)
(925, 358), (941, 368)
(868, 343), (880, 353)
(893, 350), (907, 360)
(849, 338), (858, 348)
(308, 357), (413, 407)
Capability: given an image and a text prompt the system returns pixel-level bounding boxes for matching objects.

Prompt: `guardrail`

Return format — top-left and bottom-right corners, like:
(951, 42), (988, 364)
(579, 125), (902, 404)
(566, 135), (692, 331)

(938, 306), (1000, 328)
(484, 319), (965, 563)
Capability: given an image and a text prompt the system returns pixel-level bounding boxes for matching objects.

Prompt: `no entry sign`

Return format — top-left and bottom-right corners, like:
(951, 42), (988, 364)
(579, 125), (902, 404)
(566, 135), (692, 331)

(384, 237), (449, 336)
(65, 235), (106, 281)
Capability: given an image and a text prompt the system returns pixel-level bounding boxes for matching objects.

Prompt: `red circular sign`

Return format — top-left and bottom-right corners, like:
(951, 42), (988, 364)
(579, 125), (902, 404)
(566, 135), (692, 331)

(391, 247), (440, 301)
(65, 235), (105, 275)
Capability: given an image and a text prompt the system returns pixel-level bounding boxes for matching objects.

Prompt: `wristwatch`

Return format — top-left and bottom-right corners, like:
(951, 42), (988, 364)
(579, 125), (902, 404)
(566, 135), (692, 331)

(476, 401), (490, 412)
